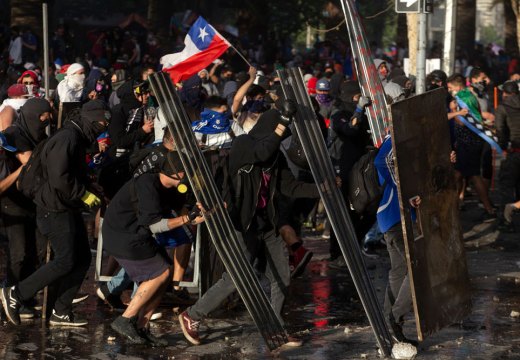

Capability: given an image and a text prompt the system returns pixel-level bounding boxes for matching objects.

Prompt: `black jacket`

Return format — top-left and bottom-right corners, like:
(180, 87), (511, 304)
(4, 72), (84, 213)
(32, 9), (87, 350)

(229, 109), (319, 232)
(108, 81), (150, 156)
(330, 103), (372, 181)
(103, 173), (180, 260)
(34, 121), (90, 212)
(496, 94), (520, 149)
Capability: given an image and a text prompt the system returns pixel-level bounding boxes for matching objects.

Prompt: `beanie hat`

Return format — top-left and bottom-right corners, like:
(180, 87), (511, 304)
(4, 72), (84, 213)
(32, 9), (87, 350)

(66, 63), (84, 76)
(81, 100), (111, 123)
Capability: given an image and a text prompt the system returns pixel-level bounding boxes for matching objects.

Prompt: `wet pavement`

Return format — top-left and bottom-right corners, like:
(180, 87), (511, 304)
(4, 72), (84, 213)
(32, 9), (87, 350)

(1, 193), (520, 359)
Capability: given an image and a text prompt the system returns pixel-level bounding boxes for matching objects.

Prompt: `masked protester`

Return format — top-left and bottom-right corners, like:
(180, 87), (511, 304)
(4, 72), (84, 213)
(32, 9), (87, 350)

(0, 98), (52, 319)
(17, 70), (40, 98)
(103, 151), (205, 346)
(56, 63), (86, 102)
(1, 100), (110, 328)
(178, 100), (319, 348)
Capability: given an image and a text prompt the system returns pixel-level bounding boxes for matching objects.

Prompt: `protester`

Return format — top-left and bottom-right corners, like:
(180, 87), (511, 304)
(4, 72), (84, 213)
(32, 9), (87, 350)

(56, 63), (86, 102)
(178, 100), (318, 347)
(446, 74), (496, 220)
(0, 84), (31, 130)
(103, 149), (205, 346)
(1, 100), (109, 327)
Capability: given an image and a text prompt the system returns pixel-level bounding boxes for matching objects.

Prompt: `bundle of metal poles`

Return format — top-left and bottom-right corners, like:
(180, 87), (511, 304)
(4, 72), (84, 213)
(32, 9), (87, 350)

(148, 72), (288, 350)
(340, 0), (390, 148)
(277, 68), (393, 357)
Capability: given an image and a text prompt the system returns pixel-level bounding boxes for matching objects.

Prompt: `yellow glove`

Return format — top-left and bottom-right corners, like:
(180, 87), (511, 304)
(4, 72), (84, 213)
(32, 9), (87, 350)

(81, 191), (101, 208)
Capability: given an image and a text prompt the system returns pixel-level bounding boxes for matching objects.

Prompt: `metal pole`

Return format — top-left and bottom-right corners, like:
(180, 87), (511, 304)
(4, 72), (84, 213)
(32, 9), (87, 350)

(442, 0), (457, 75)
(416, 12), (427, 94)
(42, 2), (50, 100)
(306, 25), (312, 50)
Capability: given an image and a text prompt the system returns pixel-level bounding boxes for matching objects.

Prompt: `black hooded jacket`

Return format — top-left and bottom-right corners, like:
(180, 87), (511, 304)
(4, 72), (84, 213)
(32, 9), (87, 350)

(330, 81), (372, 180)
(2, 98), (51, 210)
(33, 112), (94, 212)
(108, 80), (149, 156)
(496, 94), (520, 149)
(228, 109), (319, 232)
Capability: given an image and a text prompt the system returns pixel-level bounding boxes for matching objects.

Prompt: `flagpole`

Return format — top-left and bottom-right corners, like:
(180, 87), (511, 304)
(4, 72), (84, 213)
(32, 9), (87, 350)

(229, 43), (253, 68)
(212, 25), (253, 68)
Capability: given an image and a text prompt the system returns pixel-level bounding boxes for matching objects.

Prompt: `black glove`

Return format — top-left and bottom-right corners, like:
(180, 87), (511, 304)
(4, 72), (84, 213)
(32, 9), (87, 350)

(278, 99), (297, 126)
(187, 205), (202, 222)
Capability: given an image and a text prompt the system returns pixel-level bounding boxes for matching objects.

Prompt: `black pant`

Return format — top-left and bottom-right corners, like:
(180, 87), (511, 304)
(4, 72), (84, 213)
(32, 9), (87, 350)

(17, 208), (91, 314)
(498, 152), (520, 212)
(1, 198), (45, 287)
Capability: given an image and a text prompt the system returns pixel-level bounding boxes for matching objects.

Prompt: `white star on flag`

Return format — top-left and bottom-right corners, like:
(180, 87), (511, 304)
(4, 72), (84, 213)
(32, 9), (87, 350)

(198, 26), (209, 42)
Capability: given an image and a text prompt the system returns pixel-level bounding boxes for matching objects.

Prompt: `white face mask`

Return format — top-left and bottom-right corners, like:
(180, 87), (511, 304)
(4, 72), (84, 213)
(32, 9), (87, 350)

(25, 84), (35, 96)
(68, 73), (85, 90)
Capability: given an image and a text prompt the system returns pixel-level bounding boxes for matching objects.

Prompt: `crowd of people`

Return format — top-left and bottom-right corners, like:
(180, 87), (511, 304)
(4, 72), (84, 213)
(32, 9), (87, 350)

(0, 18), (519, 352)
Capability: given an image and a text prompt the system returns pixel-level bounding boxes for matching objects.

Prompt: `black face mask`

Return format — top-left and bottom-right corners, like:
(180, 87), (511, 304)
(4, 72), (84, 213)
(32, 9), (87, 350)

(472, 81), (487, 94)
(91, 122), (107, 135)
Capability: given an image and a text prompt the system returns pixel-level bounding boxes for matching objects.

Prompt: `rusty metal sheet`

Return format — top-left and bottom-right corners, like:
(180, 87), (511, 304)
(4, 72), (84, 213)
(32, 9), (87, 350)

(390, 88), (472, 341)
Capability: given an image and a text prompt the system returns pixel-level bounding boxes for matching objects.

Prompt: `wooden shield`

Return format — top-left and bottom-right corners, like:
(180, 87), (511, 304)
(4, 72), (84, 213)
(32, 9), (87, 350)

(390, 88), (472, 341)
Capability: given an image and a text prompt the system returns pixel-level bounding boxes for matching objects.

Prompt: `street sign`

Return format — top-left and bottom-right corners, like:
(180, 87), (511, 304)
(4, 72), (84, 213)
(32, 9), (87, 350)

(396, 0), (421, 13)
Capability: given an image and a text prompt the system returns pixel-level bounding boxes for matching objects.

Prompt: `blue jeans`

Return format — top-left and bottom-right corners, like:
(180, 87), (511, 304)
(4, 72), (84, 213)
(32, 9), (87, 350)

(107, 268), (137, 296)
(363, 221), (383, 246)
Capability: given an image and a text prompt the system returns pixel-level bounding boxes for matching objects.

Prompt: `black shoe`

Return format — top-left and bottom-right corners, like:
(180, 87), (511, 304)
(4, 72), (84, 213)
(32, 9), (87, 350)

(1, 286), (21, 325)
(138, 327), (168, 347)
(482, 210), (497, 223)
(96, 284), (126, 312)
(19, 305), (35, 319)
(388, 313), (418, 347)
(362, 245), (380, 259)
(111, 316), (147, 344)
(170, 288), (196, 306)
(72, 293), (89, 304)
(498, 220), (516, 233)
(49, 309), (88, 327)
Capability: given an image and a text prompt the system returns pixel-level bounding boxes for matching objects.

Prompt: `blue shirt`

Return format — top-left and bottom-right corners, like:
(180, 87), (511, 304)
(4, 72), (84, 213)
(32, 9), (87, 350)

(374, 136), (401, 233)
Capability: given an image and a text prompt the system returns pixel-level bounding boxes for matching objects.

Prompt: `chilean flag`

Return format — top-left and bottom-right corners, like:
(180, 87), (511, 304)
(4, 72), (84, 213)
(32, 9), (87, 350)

(161, 17), (230, 84)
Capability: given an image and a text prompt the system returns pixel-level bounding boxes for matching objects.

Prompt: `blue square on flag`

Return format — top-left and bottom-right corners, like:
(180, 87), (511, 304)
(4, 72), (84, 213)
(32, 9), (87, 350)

(189, 17), (217, 51)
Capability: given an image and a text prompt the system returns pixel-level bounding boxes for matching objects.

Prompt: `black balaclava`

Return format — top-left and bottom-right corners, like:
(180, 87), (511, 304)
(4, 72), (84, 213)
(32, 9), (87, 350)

(17, 98), (52, 145)
(116, 80), (142, 111)
(79, 100), (111, 142)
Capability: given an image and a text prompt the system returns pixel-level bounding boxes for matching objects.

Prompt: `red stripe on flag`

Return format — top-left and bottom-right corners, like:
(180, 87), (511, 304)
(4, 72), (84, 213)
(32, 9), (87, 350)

(163, 37), (229, 84)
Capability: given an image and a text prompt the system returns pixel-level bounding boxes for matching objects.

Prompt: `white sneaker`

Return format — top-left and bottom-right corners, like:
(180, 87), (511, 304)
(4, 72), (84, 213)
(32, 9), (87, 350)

(150, 311), (162, 321)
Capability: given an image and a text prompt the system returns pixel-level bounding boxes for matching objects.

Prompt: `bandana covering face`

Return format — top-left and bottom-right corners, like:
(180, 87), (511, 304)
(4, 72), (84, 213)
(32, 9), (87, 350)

(67, 73), (85, 91)
(315, 93), (332, 106)
(192, 109), (231, 134)
(242, 99), (266, 114)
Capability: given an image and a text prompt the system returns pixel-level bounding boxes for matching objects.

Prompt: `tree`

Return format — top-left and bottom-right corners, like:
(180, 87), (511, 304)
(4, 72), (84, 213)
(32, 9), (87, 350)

(10, 0), (43, 38)
(455, 0), (477, 58)
(504, 0), (518, 54)
(510, 0), (520, 54)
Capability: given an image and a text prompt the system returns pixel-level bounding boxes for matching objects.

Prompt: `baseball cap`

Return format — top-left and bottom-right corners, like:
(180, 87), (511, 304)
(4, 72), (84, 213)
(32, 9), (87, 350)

(316, 79), (330, 91)
(7, 84), (30, 98)
(0, 133), (17, 152)
(498, 80), (520, 94)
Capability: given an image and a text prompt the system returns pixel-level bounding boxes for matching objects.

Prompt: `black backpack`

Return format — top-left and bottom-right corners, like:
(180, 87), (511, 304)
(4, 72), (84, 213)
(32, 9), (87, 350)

(17, 139), (48, 199)
(347, 148), (386, 215)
